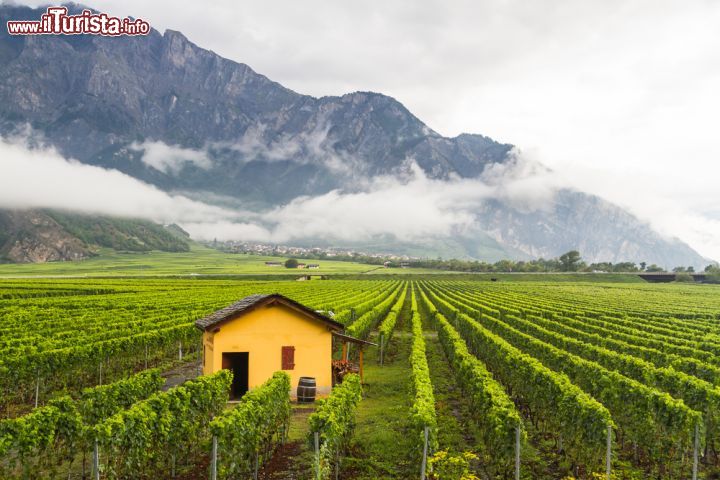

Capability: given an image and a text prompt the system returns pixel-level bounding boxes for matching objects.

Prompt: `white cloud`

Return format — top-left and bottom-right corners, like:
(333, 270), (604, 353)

(0, 133), (562, 250)
(480, 150), (563, 213)
(129, 140), (212, 174)
(182, 158), (560, 243)
(127, 126), (356, 177)
(3, 129), (716, 263)
(211, 124), (355, 174)
(0, 136), (235, 222)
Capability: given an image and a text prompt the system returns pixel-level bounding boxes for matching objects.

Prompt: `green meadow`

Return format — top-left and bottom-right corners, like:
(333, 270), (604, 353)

(0, 245), (378, 277)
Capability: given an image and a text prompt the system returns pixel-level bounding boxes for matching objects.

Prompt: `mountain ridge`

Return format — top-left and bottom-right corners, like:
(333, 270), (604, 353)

(0, 4), (710, 268)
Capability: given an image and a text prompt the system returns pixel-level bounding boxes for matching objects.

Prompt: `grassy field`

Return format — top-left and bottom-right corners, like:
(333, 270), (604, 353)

(0, 245), (379, 277)
(0, 246), (651, 281)
(345, 294), (417, 479)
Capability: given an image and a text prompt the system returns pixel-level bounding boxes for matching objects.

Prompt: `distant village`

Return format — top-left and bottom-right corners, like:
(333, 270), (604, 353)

(206, 240), (418, 262)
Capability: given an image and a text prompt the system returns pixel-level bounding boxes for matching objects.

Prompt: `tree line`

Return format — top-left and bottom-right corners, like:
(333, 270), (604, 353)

(306, 250), (717, 275)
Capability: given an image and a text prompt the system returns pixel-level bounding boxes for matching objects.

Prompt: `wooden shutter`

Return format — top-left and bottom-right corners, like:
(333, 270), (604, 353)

(281, 346), (295, 370)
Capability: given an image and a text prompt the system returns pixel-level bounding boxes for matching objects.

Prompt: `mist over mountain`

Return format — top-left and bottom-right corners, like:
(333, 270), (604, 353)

(0, 4), (709, 268)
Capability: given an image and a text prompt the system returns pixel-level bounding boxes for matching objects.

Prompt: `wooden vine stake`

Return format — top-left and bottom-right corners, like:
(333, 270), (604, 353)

(34, 369), (40, 408)
(93, 439), (100, 480)
(254, 451), (259, 480)
(606, 424), (612, 480)
(314, 431), (321, 480)
(515, 425), (521, 480)
(420, 426), (429, 480)
(379, 333), (385, 366)
(335, 444), (340, 480)
(210, 435), (218, 480)
(692, 422), (699, 480)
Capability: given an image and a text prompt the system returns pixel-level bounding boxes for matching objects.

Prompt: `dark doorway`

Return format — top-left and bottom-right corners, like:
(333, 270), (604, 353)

(222, 352), (249, 399)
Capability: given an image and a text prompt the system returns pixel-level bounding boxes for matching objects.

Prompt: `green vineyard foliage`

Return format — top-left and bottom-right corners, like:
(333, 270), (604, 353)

(210, 371), (291, 479)
(309, 373), (363, 480)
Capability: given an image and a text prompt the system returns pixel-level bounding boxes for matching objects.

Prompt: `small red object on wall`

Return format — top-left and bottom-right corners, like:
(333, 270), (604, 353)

(281, 346), (295, 370)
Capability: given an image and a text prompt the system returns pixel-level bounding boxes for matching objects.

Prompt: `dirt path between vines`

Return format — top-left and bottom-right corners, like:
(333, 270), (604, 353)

(258, 406), (316, 480)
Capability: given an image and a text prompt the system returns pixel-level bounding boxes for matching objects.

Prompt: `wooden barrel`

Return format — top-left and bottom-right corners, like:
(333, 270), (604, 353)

(297, 377), (316, 403)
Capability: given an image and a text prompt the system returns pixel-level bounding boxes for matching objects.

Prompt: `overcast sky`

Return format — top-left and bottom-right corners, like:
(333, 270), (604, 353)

(10, 0), (720, 260)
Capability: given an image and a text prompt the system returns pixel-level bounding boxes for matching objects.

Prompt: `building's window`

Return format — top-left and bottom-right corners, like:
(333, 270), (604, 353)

(281, 346), (295, 370)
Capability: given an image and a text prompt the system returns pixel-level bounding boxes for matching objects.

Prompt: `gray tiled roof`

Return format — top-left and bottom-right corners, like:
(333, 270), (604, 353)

(194, 293), (344, 331)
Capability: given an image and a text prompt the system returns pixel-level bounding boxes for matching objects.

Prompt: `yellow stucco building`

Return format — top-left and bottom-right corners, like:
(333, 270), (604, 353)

(195, 293), (357, 398)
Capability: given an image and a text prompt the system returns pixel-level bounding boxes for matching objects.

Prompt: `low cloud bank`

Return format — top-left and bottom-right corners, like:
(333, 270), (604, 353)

(216, 123), (354, 174)
(130, 124), (357, 176)
(0, 134), (561, 246)
(182, 153), (564, 243)
(0, 135), (235, 223)
(3, 132), (716, 262)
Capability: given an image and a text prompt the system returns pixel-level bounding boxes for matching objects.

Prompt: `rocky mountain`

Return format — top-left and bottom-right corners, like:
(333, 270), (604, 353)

(0, 5), (509, 207)
(474, 191), (706, 267)
(0, 209), (189, 263)
(0, 210), (92, 263)
(0, 4), (710, 267)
